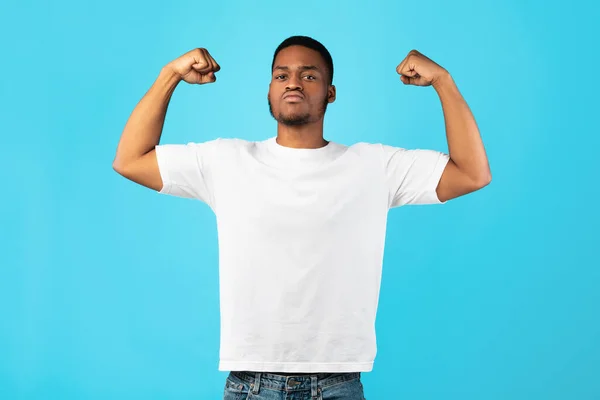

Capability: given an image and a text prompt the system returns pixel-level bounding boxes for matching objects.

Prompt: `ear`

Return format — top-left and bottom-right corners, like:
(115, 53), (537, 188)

(327, 85), (336, 103)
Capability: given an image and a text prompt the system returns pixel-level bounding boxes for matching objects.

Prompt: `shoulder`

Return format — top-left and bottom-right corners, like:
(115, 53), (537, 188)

(183, 137), (254, 155)
(344, 141), (387, 158)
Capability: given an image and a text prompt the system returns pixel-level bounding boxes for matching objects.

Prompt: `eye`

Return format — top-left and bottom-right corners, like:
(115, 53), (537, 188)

(274, 74), (286, 80)
(304, 75), (316, 80)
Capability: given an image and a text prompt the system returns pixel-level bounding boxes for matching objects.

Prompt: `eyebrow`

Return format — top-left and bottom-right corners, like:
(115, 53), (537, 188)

(273, 65), (321, 73)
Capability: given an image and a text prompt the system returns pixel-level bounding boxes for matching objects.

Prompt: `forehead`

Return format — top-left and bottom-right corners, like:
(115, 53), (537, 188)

(273, 45), (327, 69)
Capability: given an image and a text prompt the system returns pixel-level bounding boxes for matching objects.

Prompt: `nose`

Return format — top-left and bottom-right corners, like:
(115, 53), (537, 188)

(286, 75), (303, 91)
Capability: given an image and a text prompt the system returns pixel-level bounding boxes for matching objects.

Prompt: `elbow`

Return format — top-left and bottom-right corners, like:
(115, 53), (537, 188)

(112, 160), (121, 174)
(112, 158), (127, 176)
(474, 169), (492, 189)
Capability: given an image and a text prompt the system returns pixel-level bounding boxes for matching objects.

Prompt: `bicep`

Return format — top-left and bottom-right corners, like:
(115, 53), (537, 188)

(436, 159), (483, 202)
(113, 149), (163, 192)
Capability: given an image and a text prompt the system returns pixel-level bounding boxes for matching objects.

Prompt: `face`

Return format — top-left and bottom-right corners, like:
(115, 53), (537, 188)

(268, 45), (336, 126)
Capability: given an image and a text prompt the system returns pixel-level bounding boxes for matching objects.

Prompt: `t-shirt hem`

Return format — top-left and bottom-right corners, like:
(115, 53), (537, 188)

(154, 145), (173, 195)
(218, 360), (373, 373)
(430, 153), (451, 204)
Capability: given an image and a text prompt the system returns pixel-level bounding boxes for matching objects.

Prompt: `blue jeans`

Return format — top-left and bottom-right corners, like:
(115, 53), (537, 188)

(223, 371), (366, 400)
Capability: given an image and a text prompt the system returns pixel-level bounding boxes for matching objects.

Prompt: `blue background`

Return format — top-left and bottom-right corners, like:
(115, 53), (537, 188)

(1, 0), (598, 399)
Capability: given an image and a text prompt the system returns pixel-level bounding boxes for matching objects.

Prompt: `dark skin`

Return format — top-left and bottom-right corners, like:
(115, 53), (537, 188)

(113, 44), (489, 201)
(267, 46), (491, 202)
(267, 45), (336, 149)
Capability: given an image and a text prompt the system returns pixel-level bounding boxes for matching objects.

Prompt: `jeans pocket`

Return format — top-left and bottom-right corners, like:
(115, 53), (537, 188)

(322, 378), (365, 400)
(223, 374), (251, 400)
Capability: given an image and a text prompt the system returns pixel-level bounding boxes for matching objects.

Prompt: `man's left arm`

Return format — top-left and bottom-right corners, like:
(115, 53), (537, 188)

(397, 50), (492, 202)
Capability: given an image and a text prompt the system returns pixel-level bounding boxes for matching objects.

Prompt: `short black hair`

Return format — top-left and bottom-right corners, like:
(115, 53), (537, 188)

(271, 36), (334, 85)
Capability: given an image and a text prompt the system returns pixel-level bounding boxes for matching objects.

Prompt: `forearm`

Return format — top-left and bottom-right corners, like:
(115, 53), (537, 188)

(434, 73), (491, 184)
(113, 66), (181, 169)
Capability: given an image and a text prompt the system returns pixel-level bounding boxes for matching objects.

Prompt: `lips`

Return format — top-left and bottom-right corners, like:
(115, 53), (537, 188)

(283, 92), (304, 100)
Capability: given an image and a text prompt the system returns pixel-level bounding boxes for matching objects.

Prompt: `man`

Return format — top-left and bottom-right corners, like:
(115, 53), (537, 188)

(113, 36), (491, 400)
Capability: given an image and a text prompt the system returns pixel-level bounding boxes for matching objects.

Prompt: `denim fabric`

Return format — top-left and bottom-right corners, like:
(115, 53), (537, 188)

(223, 371), (366, 400)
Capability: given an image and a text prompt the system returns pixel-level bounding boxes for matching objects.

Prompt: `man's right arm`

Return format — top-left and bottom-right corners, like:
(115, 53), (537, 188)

(112, 67), (181, 191)
(112, 48), (220, 192)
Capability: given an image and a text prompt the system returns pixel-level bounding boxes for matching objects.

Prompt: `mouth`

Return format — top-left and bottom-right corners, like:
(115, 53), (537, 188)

(283, 95), (304, 102)
(283, 92), (304, 102)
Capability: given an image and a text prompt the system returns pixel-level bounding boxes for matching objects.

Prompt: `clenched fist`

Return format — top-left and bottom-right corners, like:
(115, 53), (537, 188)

(166, 48), (221, 85)
(396, 50), (448, 87)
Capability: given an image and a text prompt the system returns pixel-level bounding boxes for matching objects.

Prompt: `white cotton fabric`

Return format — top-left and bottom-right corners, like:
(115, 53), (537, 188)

(155, 136), (449, 372)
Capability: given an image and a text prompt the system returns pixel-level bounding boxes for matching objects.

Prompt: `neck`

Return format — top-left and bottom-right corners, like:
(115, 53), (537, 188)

(276, 120), (328, 149)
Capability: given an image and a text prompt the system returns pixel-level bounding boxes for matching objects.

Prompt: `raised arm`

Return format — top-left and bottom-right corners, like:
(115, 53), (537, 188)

(112, 48), (220, 191)
(433, 72), (491, 202)
(396, 50), (491, 202)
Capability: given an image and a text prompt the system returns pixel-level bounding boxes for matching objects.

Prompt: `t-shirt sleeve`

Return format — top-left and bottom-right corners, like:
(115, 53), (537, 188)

(381, 144), (450, 208)
(154, 139), (221, 207)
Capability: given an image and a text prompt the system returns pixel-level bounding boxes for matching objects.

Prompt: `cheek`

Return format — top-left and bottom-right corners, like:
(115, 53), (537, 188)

(310, 89), (329, 105)
(268, 88), (279, 103)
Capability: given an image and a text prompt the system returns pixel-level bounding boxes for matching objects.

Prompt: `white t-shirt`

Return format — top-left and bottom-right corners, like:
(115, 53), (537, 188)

(155, 136), (449, 373)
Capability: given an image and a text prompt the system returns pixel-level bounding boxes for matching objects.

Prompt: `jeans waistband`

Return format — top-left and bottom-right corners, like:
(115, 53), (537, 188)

(232, 370), (357, 380)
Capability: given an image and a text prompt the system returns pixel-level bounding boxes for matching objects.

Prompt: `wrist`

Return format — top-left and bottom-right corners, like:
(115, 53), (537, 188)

(159, 65), (183, 86)
(432, 70), (453, 91)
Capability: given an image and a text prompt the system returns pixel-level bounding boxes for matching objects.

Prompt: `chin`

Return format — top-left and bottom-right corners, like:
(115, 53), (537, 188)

(279, 118), (309, 126)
